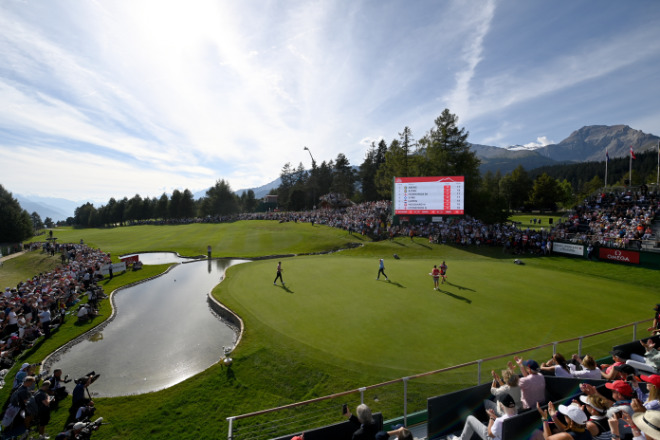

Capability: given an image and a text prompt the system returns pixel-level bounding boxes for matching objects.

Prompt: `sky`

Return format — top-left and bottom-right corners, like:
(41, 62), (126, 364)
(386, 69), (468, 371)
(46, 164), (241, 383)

(2, 0), (660, 203)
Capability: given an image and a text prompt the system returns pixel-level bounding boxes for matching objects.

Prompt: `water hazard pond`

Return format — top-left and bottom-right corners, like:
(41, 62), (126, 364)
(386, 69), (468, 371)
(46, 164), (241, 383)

(46, 253), (246, 397)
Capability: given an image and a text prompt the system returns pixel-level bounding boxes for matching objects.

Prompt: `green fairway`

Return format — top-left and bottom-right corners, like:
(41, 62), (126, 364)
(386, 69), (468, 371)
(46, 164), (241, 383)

(1, 221), (657, 440)
(218, 248), (653, 376)
(509, 212), (563, 230)
(45, 221), (364, 258)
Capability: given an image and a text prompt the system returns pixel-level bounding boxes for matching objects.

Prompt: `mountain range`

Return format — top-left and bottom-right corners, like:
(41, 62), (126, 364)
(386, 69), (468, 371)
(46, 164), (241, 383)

(474, 124), (660, 174)
(13, 125), (660, 222)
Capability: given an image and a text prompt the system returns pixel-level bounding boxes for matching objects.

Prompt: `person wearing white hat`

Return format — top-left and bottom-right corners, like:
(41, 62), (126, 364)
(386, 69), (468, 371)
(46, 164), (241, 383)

(579, 394), (610, 437)
(536, 401), (590, 440)
(632, 409), (660, 440)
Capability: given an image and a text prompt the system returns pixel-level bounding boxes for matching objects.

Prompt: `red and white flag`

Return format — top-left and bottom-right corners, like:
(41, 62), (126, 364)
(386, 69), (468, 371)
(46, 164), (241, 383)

(630, 145), (636, 160)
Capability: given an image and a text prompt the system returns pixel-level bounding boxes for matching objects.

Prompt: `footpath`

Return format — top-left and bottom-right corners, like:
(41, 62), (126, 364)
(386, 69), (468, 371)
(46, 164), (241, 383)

(0, 250), (27, 265)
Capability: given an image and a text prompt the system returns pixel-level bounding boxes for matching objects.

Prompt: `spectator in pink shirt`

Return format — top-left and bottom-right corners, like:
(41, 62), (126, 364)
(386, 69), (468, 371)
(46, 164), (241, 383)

(514, 356), (546, 409)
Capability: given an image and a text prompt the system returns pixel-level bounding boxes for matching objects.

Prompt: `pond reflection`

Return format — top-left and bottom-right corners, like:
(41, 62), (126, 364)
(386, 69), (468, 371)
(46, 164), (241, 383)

(47, 255), (246, 397)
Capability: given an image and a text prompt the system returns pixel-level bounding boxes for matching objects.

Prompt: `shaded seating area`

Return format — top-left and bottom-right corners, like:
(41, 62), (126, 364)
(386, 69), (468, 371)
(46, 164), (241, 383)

(427, 377), (606, 440)
(611, 334), (660, 359)
(272, 413), (383, 440)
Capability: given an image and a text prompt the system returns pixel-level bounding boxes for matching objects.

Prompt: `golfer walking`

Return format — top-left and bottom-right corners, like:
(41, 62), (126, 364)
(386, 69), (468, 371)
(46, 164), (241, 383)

(440, 261), (447, 284)
(377, 258), (388, 281)
(273, 261), (284, 286)
(431, 265), (440, 290)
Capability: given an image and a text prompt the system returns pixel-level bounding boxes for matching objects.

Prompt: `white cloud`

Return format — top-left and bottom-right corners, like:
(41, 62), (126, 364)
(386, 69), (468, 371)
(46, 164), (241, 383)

(1, 0), (660, 203)
(523, 136), (554, 149)
(442, 0), (496, 119)
(1, 146), (216, 202)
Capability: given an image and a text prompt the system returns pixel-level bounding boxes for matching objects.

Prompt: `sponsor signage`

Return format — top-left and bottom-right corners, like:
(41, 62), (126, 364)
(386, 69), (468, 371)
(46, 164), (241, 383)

(598, 248), (640, 264)
(553, 242), (584, 256)
(120, 255), (139, 264)
(99, 262), (127, 276)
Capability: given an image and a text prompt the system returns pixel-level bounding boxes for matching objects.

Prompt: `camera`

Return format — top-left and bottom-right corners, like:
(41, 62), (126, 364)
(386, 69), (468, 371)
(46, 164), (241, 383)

(76, 371), (101, 385)
(73, 417), (104, 440)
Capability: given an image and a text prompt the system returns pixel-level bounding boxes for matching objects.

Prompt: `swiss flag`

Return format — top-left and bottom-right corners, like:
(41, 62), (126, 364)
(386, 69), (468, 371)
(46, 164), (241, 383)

(630, 145), (636, 160)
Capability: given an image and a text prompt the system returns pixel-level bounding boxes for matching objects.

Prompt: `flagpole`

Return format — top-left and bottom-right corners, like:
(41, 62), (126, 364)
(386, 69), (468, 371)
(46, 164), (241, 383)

(629, 146), (633, 187)
(605, 149), (608, 189)
(628, 150), (632, 186)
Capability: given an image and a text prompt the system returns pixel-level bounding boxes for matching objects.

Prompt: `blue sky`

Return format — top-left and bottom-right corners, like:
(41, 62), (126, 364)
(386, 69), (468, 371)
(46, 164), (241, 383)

(2, 0), (660, 202)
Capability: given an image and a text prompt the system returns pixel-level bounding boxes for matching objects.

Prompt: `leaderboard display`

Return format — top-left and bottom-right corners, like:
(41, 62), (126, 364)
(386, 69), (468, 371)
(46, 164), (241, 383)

(393, 176), (464, 215)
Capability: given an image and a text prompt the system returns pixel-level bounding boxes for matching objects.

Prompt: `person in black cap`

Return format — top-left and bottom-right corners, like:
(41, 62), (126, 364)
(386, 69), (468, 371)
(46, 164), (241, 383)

(448, 393), (517, 440)
(648, 304), (660, 336)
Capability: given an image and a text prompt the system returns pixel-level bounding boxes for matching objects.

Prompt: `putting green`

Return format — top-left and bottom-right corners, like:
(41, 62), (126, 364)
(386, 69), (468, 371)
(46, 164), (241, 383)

(218, 252), (652, 376)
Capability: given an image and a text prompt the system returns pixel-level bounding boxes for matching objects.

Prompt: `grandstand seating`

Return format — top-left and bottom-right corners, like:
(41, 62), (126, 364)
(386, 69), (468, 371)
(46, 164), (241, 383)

(272, 412), (383, 440)
(611, 334), (660, 359)
(426, 377), (606, 440)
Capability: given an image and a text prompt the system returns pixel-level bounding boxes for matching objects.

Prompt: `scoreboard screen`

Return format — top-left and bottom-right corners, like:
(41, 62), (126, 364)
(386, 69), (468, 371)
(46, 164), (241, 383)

(393, 176), (464, 215)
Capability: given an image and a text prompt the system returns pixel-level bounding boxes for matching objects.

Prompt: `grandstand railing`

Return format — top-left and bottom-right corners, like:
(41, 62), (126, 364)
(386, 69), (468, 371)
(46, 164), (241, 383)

(226, 318), (653, 440)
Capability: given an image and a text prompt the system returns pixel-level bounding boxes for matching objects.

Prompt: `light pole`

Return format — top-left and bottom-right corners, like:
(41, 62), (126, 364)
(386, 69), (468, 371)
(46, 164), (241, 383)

(303, 146), (316, 168)
(303, 146), (317, 209)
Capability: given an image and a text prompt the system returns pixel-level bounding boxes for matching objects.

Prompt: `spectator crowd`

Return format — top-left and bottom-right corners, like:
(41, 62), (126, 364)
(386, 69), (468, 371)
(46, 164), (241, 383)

(1, 243), (109, 439)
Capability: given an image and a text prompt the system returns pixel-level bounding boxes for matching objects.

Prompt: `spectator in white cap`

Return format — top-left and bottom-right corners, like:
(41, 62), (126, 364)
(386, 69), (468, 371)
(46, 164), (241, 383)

(579, 394), (610, 437)
(536, 401), (589, 440)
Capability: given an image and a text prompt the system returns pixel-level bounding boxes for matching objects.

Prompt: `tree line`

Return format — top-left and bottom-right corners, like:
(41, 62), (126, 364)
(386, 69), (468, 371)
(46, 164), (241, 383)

(3, 109), (658, 241)
(68, 181), (261, 228)
(275, 109), (577, 222)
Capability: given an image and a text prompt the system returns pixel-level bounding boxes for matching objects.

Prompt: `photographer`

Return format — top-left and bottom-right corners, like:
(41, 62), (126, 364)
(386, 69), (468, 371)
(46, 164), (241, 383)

(70, 372), (100, 415)
(75, 401), (96, 422)
(55, 418), (103, 440)
(55, 421), (85, 440)
(47, 368), (71, 407)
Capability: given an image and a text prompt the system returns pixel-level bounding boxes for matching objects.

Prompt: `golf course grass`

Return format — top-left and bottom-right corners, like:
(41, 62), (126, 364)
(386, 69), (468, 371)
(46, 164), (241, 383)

(0, 221), (656, 439)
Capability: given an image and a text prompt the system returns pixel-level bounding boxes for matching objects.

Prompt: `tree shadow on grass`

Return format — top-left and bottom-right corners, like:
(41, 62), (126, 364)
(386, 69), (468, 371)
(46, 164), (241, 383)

(438, 289), (472, 304)
(444, 281), (475, 292)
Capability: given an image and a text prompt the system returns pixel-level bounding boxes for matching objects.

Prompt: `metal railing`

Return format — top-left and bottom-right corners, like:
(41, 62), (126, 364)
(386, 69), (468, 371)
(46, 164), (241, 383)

(227, 318), (653, 440)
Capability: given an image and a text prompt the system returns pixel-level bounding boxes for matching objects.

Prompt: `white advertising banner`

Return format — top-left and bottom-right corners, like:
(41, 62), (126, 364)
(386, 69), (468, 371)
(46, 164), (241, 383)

(553, 242), (584, 256)
(98, 262), (127, 276)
